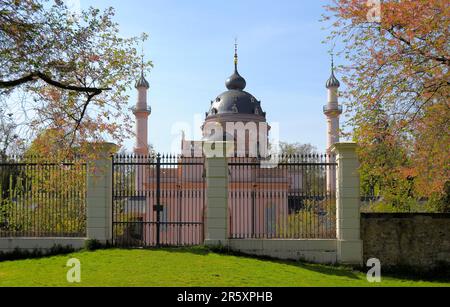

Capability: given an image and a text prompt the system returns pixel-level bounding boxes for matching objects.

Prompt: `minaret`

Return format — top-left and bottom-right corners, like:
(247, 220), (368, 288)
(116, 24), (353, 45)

(324, 55), (342, 193)
(133, 63), (151, 155)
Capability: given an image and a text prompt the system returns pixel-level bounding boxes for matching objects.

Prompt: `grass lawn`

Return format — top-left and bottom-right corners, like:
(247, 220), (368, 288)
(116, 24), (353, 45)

(0, 248), (448, 287)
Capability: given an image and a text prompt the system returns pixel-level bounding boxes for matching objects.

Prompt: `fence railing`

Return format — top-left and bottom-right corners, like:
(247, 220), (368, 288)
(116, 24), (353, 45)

(0, 156), (87, 238)
(228, 155), (337, 239)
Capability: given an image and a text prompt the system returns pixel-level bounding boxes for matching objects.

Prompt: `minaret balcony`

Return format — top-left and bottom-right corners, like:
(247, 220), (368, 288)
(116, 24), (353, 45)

(132, 106), (152, 115)
(323, 105), (343, 116)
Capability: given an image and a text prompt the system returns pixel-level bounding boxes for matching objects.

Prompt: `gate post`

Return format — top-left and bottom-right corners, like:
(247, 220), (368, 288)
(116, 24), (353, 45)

(204, 142), (231, 247)
(332, 142), (363, 265)
(86, 143), (117, 244)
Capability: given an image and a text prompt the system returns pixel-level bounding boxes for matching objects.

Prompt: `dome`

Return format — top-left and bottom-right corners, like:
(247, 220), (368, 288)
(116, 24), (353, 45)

(226, 71), (246, 90)
(326, 56), (341, 89)
(326, 70), (340, 89)
(206, 46), (265, 119)
(135, 72), (149, 89)
(208, 90), (265, 118)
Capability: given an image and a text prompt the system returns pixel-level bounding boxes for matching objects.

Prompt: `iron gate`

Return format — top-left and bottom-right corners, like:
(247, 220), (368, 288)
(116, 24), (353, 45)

(112, 154), (205, 247)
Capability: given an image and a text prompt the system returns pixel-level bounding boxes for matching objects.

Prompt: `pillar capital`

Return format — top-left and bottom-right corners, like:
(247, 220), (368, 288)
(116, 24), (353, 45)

(332, 142), (358, 160)
(332, 142), (357, 153)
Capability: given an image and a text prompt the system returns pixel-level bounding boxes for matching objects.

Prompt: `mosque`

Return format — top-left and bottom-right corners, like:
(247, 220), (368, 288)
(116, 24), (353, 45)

(121, 45), (342, 245)
(133, 44), (342, 161)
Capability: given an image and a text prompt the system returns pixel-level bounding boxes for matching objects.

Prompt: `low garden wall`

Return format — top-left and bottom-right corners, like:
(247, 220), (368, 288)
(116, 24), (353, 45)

(228, 239), (337, 264)
(361, 213), (450, 270)
(0, 238), (86, 254)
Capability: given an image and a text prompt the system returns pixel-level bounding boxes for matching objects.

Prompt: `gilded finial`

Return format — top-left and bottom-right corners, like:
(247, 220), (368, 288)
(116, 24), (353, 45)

(234, 38), (238, 70)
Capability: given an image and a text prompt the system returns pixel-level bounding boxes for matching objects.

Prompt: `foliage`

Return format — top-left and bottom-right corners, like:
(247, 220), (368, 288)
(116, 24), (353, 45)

(323, 0), (449, 210)
(0, 157), (86, 236)
(0, 244), (75, 262)
(84, 239), (108, 251)
(355, 107), (416, 209)
(279, 142), (319, 157)
(0, 0), (152, 158)
(259, 199), (337, 239)
(0, 106), (23, 157)
(425, 181), (450, 213)
(277, 209), (336, 239)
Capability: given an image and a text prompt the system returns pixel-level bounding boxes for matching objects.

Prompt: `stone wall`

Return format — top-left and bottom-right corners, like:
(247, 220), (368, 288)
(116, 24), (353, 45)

(361, 213), (450, 270)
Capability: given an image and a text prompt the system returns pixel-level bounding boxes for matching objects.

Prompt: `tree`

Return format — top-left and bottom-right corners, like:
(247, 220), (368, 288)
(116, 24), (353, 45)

(279, 142), (325, 195)
(279, 142), (318, 157)
(0, 0), (152, 159)
(0, 108), (20, 157)
(355, 102), (416, 209)
(324, 0), (449, 204)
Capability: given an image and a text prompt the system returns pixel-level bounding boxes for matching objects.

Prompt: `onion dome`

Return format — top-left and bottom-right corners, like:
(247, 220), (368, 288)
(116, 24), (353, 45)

(326, 56), (340, 89)
(135, 72), (149, 89)
(326, 71), (340, 89)
(226, 58), (247, 90)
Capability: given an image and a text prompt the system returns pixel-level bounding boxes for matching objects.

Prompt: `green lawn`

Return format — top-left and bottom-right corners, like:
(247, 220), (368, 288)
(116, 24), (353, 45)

(0, 248), (448, 287)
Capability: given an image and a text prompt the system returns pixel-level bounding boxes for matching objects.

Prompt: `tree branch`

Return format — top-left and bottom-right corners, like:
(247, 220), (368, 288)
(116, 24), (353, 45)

(0, 72), (111, 93)
(66, 92), (97, 149)
(386, 27), (450, 67)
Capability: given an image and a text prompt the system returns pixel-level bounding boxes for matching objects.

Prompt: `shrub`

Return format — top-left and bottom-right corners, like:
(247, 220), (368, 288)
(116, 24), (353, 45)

(0, 244), (75, 261)
(84, 239), (112, 251)
(84, 239), (102, 251)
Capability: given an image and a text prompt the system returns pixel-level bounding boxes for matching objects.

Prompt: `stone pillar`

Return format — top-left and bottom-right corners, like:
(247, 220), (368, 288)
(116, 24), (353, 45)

(204, 154), (229, 247)
(332, 142), (363, 265)
(203, 139), (234, 247)
(86, 143), (117, 243)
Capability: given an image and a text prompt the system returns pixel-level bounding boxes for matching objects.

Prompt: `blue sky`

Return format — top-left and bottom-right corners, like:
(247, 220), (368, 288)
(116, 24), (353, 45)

(80, 0), (340, 153)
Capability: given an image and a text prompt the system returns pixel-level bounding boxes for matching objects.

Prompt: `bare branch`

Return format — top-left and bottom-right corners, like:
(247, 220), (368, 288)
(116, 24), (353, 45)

(0, 72), (111, 93)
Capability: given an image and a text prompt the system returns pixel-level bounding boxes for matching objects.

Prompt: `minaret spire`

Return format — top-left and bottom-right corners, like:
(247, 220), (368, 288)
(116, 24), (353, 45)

(234, 38), (238, 72)
(331, 52), (334, 73)
(141, 44), (145, 76)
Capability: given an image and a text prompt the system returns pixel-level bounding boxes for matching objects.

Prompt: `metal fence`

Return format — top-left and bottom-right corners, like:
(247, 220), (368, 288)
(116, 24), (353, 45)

(228, 155), (337, 239)
(0, 156), (87, 237)
(112, 154), (205, 247)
